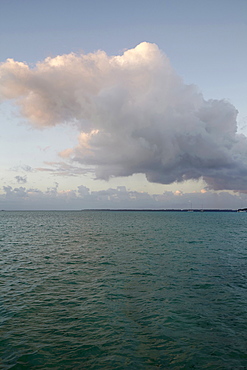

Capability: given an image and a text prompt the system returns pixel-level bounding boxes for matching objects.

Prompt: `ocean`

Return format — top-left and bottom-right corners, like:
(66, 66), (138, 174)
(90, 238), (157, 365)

(1, 210), (247, 369)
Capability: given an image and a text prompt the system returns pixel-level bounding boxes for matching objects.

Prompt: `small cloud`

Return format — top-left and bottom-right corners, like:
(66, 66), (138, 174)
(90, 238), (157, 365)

(38, 146), (50, 152)
(36, 161), (92, 176)
(59, 148), (73, 158)
(174, 190), (183, 196)
(10, 164), (33, 173)
(15, 175), (27, 184)
(78, 185), (90, 197)
(117, 186), (127, 192)
(22, 165), (33, 172)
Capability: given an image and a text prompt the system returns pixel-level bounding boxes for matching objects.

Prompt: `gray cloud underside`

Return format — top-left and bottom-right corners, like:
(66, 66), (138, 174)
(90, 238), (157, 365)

(1, 42), (247, 191)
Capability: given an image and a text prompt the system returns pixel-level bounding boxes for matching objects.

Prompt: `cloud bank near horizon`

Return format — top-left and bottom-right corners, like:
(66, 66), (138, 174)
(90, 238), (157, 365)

(1, 184), (244, 211)
(1, 42), (247, 192)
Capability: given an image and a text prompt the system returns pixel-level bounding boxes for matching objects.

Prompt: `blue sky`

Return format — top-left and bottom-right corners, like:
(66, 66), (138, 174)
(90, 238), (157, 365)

(0, 0), (247, 210)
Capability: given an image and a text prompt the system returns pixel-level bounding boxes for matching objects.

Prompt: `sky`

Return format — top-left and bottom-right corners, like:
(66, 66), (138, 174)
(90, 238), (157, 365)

(0, 0), (247, 210)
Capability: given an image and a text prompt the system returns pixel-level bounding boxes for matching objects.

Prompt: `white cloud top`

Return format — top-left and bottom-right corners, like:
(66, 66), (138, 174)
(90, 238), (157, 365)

(1, 42), (247, 191)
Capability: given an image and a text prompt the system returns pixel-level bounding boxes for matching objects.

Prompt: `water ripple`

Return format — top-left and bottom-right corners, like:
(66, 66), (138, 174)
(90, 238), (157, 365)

(1, 211), (247, 369)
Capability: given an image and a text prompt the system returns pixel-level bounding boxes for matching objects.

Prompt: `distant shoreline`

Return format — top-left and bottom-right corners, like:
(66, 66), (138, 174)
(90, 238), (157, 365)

(83, 209), (246, 212)
(1, 209), (246, 212)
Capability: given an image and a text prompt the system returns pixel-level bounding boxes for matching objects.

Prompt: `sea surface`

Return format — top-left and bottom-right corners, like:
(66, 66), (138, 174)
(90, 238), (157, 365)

(1, 210), (247, 369)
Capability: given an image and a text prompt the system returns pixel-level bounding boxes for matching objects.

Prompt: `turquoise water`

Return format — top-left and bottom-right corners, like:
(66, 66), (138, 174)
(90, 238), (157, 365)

(1, 211), (247, 369)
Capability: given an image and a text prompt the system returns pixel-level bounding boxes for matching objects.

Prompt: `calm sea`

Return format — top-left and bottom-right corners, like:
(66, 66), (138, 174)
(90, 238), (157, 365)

(1, 211), (247, 369)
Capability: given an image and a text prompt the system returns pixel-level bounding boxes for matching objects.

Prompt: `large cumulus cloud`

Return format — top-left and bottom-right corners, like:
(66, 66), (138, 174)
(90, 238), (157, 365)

(1, 42), (247, 191)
